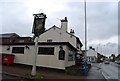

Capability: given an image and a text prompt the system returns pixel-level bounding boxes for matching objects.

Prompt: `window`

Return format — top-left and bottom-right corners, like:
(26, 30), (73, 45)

(47, 39), (52, 42)
(10, 39), (15, 43)
(12, 47), (24, 54)
(19, 40), (24, 43)
(87, 57), (90, 62)
(91, 57), (96, 62)
(68, 50), (75, 61)
(38, 47), (54, 55)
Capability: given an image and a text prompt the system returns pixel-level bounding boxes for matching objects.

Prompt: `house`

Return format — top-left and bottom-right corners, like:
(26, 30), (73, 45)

(1, 16), (83, 70)
(0, 33), (32, 44)
(0, 33), (20, 38)
(38, 25), (82, 52)
(86, 46), (98, 63)
(86, 46), (105, 63)
(1, 42), (78, 69)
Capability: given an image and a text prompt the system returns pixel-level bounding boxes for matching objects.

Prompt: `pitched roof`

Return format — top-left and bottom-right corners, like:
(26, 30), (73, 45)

(41, 25), (83, 47)
(0, 33), (20, 38)
(88, 48), (98, 53)
(76, 37), (83, 47)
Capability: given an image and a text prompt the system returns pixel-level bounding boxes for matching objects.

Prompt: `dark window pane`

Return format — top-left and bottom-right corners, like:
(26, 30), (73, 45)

(47, 39), (52, 42)
(59, 50), (65, 60)
(68, 51), (75, 61)
(12, 47), (24, 54)
(38, 47), (54, 55)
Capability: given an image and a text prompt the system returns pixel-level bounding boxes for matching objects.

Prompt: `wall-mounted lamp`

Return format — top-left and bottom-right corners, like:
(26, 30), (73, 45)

(59, 45), (63, 49)
(25, 45), (30, 50)
(7, 46), (10, 50)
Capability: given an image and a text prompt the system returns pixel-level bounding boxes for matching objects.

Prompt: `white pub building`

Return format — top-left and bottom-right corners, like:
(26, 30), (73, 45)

(1, 13), (83, 70)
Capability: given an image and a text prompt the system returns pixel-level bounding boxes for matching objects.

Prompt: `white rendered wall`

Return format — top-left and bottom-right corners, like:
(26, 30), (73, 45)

(1, 44), (75, 69)
(61, 22), (67, 32)
(38, 27), (77, 48)
(86, 49), (97, 58)
(65, 46), (75, 67)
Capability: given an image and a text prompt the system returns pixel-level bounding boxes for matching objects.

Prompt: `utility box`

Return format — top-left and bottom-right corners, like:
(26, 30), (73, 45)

(2, 54), (15, 65)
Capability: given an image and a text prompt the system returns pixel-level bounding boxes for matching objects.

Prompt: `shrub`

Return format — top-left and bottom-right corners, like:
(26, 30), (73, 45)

(65, 64), (91, 76)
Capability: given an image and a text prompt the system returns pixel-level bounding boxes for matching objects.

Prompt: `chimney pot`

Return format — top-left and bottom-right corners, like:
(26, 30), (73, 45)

(73, 30), (75, 33)
(89, 46), (92, 49)
(92, 48), (95, 50)
(70, 29), (75, 35)
(65, 17), (67, 21)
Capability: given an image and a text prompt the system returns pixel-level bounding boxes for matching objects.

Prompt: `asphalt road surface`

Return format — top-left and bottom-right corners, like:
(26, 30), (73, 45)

(99, 62), (120, 81)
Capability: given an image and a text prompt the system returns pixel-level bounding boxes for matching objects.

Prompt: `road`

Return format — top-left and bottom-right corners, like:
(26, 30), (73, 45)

(99, 62), (120, 81)
(1, 62), (119, 80)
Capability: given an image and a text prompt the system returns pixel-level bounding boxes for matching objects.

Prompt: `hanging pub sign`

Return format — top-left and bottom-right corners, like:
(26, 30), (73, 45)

(32, 13), (47, 37)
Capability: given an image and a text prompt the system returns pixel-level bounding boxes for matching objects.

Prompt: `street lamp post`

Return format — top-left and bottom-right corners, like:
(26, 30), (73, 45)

(84, 0), (87, 76)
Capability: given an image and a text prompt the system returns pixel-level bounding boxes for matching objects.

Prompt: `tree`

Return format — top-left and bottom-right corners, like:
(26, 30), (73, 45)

(97, 53), (106, 63)
(116, 54), (120, 60)
(110, 54), (116, 62)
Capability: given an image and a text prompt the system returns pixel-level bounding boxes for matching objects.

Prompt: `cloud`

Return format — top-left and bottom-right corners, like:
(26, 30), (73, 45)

(87, 36), (118, 56)
(0, 1), (33, 36)
(0, 0), (118, 56)
(86, 2), (118, 40)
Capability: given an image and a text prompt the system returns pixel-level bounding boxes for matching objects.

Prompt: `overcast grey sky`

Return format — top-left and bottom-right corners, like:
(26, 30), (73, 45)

(0, 0), (119, 56)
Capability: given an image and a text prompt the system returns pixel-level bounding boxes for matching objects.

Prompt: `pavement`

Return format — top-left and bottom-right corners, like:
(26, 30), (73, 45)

(86, 63), (106, 80)
(1, 63), (107, 80)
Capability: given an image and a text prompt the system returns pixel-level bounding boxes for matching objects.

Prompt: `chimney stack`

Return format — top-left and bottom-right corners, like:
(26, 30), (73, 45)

(61, 17), (68, 32)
